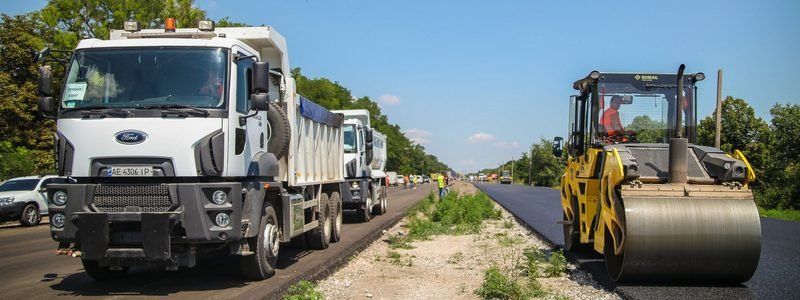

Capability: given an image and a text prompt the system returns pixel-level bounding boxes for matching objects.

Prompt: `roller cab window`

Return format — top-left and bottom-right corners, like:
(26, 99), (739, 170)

(594, 74), (697, 144)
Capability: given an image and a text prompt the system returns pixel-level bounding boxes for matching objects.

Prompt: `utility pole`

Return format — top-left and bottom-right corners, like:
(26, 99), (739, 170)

(715, 69), (723, 148)
(511, 157), (515, 182)
(528, 146), (533, 186)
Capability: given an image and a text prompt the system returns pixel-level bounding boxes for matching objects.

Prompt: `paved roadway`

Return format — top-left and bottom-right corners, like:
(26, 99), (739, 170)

(0, 184), (434, 299)
(476, 183), (800, 300)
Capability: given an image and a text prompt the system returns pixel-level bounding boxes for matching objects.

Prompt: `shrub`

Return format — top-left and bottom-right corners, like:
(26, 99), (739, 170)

(283, 280), (324, 300)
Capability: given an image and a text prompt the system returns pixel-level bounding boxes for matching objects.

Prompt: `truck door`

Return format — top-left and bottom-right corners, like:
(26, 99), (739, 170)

(234, 55), (267, 172)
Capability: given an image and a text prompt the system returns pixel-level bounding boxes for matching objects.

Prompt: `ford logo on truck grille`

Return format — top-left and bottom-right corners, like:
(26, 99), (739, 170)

(115, 130), (148, 145)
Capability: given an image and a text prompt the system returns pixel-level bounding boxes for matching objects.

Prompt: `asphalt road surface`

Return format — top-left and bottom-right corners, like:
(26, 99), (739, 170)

(476, 183), (800, 300)
(0, 184), (435, 299)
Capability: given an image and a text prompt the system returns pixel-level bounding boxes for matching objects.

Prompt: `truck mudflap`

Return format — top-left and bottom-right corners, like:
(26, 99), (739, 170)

(77, 212), (176, 261)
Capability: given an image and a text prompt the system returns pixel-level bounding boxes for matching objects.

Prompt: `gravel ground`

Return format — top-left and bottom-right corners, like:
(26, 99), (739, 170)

(316, 182), (618, 299)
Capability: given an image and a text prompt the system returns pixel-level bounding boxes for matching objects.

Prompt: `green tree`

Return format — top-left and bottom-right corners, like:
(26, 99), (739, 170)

(0, 13), (57, 174)
(758, 104), (800, 209)
(697, 97), (770, 180)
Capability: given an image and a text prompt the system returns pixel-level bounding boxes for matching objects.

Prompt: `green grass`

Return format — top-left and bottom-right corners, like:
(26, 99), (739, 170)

(475, 266), (546, 300)
(759, 208), (800, 222)
(283, 280), (324, 300)
(545, 250), (567, 277)
(397, 192), (501, 245)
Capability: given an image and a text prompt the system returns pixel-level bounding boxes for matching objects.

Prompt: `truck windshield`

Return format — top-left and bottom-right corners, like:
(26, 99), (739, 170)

(0, 179), (39, 192)
(61, 48), (228, 110)
(343, 125), (357, 153)
(502, 171), (510, 177)
(596, 76), (696, 143)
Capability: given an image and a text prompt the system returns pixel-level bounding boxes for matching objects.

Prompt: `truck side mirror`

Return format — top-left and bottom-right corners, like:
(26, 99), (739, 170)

(38, 65), (56, 115)
(364, 129), (374, 144)
(552, 136), (564, 158)
(249, 61), (270, 111)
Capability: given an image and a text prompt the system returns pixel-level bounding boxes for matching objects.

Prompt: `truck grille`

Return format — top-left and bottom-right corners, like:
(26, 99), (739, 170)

(93, 184), (172, 213)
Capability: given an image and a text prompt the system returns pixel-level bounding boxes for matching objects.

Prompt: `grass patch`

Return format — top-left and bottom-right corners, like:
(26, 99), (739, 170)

(386, 251), (412, 267)
(759, 207), (800, 222)
(475, 266), (545, 300)
(545, 250), (567, 277)
(386, 234), (414, 249)
(522, 248), (567, 278)
(503, 219), (515, 229)
(283, 280), (324, 300)
(393, 192), (501, 247)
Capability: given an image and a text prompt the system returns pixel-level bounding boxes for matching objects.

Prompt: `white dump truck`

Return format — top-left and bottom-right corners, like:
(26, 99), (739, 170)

(36, 19), (346, 280)
(332, 110), (388, 222)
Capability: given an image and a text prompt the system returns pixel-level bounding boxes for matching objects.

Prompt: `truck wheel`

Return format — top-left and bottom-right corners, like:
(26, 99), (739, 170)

(19, 203), (42, 226)
(373, 187), (387, 215)
(241, 203), (280, 280)
(82, 259), (128, 281)
(306, 193), (331, 250)
(330, 191), (343, 243)
(267, 102), (290, 160)
(358, 194), (372, 222)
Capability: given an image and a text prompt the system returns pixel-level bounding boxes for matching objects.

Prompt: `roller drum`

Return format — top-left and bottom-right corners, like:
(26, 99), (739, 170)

(605, 196), (761, 283)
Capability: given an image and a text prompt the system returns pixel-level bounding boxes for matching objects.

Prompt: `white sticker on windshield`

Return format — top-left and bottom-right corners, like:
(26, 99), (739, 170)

(64, 83), (87, 101)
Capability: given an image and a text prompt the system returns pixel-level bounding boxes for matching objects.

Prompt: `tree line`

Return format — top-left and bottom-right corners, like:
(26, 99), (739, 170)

(487, 97), (799, 211)
(0, 0), (448, 180)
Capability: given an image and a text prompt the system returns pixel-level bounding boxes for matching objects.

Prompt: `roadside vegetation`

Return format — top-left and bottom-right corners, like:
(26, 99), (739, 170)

(759, 208), (800, 222)
(386, 191), (501, 249)
(283, 280), (324, 300)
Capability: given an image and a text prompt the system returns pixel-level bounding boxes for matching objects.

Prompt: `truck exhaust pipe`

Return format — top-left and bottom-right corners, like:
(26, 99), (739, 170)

(669, 64), (688, 184)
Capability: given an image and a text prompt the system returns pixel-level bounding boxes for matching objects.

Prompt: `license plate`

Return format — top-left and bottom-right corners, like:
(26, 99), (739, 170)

(106, 166), (153, 177)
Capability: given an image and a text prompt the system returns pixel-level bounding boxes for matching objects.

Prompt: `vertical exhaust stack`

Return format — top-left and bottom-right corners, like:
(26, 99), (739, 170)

(669, 64), (688, 184)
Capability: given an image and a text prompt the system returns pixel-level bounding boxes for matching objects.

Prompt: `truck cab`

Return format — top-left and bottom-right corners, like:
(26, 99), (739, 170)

(333, 109), (388, 222)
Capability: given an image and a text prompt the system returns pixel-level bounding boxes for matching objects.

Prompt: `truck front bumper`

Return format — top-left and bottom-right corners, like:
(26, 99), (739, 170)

(342, 178), (369, 209)
(47, 182), (242, 266)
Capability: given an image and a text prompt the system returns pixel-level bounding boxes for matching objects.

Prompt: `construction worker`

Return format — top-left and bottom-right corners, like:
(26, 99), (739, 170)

(438, 174), (446, 199)
(601, 95), (624, 135)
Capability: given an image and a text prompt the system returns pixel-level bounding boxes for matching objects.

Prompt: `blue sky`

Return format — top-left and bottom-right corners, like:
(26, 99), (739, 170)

(3, 0), (799, 173)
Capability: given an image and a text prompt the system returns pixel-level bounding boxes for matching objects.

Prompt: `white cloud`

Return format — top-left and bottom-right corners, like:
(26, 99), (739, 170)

(378, 94), (401, 105)
(494, 141), (520, 149)
(466, 132), (495, 144)
(403, 128), (432, 145)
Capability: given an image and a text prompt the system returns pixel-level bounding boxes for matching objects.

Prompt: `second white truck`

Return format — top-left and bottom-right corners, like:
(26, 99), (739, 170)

(333, 110), (388, 222)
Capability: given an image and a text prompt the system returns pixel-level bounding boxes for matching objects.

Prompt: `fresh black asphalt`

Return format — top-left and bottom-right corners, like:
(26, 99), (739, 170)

(475, 183), (800, 300)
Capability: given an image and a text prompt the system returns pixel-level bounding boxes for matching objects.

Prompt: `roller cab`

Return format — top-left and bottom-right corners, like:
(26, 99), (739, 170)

(554, 67), (761, 283)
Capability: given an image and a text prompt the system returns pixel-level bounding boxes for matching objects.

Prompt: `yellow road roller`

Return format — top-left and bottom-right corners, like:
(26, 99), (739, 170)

(552, 65), (761, 283)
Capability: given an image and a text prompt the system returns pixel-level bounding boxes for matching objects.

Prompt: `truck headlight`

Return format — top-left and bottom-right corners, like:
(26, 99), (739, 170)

(211, 190), (227, 205)
(53, 191), (68, 206)
(215, 212), (230, 227)
(351, 181), (359, 189)
(51, 213), (66, 228)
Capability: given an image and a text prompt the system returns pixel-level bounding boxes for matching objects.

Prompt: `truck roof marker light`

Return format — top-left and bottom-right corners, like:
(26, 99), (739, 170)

(198, 20), (215, 31)
(123, 20), (140, 32)
(165, 18), (176, 32)
(263, 183), (270, 189)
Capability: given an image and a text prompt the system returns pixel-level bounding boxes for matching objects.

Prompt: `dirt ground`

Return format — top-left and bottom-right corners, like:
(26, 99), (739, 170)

(317, 182), (618, 299)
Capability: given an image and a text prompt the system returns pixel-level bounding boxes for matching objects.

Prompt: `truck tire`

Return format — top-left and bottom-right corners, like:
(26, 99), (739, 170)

(330, 191), (343, 243)
(358, 193), (372, 222)
(373, 186), (387, 215)
(20, 203), (42, 227)
(267, 102), (290, 160)
(241, 203), (280, 280)
(305, 193), (331, 250)
(82, 259), (129, 280)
